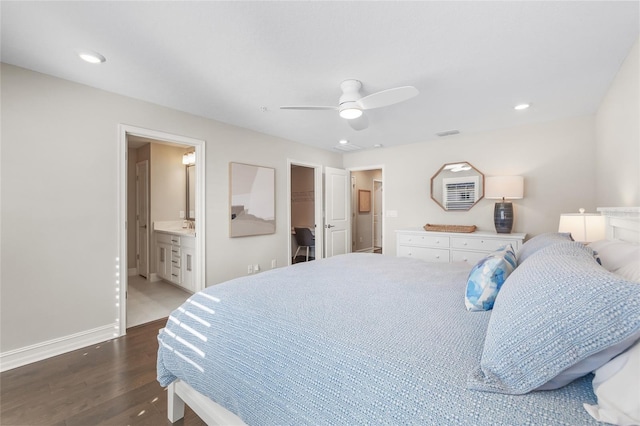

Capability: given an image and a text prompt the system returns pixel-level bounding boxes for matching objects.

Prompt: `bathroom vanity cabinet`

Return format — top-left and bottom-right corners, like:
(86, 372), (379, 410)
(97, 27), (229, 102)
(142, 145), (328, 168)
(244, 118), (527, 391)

(155, 231), (196, 293)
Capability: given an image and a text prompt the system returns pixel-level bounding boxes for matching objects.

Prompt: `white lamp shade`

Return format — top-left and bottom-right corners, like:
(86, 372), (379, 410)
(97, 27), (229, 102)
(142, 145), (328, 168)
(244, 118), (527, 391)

(485, 176), (524, 200)
(558, 212), (606, 243)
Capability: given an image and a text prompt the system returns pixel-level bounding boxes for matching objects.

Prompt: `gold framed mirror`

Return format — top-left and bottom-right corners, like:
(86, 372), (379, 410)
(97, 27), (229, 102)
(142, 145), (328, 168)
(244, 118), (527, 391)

(430, 162), (484, 211)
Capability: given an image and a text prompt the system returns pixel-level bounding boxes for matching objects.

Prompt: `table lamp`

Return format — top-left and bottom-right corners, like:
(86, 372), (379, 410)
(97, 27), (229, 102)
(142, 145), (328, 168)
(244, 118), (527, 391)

(485, 176), (524, 234)
(558, 209), (606, 243)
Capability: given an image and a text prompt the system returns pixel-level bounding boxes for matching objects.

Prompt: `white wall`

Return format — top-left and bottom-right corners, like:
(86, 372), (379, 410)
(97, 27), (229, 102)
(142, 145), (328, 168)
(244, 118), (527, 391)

(343, 115), (598, 255)
(596, 36), (640, 207)
(0, 64), (341, 355)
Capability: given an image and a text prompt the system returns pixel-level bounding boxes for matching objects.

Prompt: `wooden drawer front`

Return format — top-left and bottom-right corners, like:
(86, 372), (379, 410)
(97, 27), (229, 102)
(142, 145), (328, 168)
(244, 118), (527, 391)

(451, 237), (513, 252)
(398, 245), (450, 262)
(451, 250), (487, 265)
(170, 235), (181, 245)
(171, 255), (181, 268)
(397, 234), (450, 248)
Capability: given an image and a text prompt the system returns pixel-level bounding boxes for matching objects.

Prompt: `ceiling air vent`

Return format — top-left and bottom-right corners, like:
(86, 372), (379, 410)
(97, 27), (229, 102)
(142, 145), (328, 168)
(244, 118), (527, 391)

(436, 129), (460, 137)
(333, 143), (363, 152)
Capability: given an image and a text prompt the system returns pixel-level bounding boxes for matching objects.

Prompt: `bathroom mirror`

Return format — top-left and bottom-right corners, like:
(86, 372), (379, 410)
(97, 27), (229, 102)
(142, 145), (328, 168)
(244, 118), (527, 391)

(186, 164), (195, 220)
(430, 161), (484, 211)
(229, 162), (276, 237)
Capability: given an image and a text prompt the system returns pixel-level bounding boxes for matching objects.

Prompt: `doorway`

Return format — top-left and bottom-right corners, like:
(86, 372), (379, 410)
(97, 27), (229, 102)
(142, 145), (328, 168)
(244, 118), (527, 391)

(288, 160), (323, 265)
(118, 125), (206, 336)
(349, 167), (383, 254)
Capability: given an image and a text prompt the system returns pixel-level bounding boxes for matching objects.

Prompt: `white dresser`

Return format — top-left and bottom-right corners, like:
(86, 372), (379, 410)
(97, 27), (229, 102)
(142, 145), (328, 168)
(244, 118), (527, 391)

(396, 228), (526, 265)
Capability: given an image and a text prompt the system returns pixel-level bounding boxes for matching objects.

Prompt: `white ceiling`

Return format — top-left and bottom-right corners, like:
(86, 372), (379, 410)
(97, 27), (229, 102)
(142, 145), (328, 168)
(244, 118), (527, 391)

(2, 1), (638, 152)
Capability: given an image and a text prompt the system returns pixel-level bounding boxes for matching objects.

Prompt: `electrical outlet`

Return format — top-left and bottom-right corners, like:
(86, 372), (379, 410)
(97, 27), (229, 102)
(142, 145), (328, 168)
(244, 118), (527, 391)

(271, 259), (277, 269)
(253, 264), (260, 273)
(247, 265), (253, 275)
(179, 210), (185, 219)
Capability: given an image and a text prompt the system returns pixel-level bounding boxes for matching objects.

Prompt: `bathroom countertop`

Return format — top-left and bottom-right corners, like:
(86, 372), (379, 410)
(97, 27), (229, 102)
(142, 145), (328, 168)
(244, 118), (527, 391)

(154, 221), (195, 237)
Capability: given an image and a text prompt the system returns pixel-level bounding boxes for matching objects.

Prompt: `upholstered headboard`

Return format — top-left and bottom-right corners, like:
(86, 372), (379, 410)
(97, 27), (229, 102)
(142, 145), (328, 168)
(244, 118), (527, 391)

(598, 207), (640, 243)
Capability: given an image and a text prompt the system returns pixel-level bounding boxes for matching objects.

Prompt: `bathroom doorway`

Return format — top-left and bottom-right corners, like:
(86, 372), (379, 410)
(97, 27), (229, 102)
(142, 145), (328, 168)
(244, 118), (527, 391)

(118, 125), (206, 336)
(349, 167), (384, 254)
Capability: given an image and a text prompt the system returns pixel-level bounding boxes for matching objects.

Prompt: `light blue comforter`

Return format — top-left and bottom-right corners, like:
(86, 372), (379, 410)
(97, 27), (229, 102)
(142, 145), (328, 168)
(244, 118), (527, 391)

(157, 253), (597, 425)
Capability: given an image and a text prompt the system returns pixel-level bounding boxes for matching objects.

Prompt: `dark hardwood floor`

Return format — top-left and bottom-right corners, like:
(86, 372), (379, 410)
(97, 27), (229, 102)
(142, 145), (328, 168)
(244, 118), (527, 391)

(1, 319), (207, 426)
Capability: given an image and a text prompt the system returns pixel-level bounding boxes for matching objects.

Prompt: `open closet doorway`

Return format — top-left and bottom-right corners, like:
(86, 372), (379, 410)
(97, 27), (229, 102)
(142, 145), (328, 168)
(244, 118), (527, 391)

(288, 160), (323, 265)
(118, 125), (206, 336)
(350, 167), (384, 254)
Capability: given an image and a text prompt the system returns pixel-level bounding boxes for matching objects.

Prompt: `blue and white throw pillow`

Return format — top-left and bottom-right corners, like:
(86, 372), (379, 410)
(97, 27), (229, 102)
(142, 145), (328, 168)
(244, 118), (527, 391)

(468, 241), (640, 394)
(465, 245), (517, 311)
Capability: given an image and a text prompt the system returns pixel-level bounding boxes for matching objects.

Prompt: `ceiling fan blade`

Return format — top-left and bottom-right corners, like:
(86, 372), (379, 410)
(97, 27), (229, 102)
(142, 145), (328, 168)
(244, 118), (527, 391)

(347, 114), (369, 131)
(356, 86), (419, 110)
(280, 106), (337, 111)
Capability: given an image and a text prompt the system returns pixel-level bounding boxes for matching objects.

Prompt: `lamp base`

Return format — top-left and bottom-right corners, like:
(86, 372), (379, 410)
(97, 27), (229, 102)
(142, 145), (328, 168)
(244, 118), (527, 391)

(494, 202), (514, 234)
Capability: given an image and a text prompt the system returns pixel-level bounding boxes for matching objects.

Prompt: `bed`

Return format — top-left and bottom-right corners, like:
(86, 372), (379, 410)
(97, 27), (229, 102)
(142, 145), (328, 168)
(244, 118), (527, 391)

(157, 207), (640, 425)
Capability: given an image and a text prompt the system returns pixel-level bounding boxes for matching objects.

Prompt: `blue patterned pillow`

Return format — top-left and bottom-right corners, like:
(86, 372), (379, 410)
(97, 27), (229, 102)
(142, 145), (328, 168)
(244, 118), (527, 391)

(516, 232), (573, 265)
(468, 241), (640, 394)
(465, 245), (516, 312)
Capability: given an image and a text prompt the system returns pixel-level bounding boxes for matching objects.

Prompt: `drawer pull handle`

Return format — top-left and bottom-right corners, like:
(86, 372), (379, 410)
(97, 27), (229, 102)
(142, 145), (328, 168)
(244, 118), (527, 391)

(435, 255), (440, 259)
(463, 242), (467, 246)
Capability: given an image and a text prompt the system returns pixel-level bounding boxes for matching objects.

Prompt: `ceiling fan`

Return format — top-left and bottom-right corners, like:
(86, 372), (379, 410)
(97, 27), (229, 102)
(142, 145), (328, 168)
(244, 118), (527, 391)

(280, 80), (419, 131)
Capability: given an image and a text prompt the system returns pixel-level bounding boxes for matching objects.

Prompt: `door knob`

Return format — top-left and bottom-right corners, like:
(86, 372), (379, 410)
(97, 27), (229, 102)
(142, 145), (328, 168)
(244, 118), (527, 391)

(326, 224), (335, 228)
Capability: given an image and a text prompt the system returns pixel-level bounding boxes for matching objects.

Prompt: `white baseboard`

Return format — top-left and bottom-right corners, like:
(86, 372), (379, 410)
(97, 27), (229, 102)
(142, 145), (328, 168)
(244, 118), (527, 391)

(150, 272), (161, 282)
(128, 267), (138, 276)
(0, 323), (117, 372)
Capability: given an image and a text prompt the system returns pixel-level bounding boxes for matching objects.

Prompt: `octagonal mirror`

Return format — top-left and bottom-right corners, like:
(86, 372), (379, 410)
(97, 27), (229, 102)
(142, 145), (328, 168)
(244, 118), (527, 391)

(431, 162), (484, 211)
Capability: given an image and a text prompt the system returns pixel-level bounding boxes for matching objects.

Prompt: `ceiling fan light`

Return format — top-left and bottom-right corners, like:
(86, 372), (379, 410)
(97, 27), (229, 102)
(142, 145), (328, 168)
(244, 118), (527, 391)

(339, 107), (363, 120)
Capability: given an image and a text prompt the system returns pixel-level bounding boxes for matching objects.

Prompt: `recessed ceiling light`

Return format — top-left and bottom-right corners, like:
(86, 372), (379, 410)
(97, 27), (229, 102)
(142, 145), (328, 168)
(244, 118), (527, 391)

(339, 139), (349, 145)
(373, 144), (383, 148)
(514, 103), (530, 110)
(76, 49), (106, 64)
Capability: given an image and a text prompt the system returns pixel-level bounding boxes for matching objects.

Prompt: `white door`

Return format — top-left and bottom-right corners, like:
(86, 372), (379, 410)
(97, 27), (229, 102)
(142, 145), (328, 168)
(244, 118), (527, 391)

(136, 160), (149, 278)
(324, 167), (351, 257)
(373, 179), (383, 249)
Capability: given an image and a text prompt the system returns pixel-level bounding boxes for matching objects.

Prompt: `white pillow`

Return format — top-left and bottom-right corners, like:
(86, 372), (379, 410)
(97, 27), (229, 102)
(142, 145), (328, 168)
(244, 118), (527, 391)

(615, 262), (640, 283)
(588, 239), (640, 272)
(584, 340), (640, 425)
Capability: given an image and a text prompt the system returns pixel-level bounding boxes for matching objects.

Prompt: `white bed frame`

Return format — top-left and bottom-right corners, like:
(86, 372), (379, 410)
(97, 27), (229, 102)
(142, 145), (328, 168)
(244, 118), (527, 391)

(166, 206), (640, 425)
(598, 207), (640, 243)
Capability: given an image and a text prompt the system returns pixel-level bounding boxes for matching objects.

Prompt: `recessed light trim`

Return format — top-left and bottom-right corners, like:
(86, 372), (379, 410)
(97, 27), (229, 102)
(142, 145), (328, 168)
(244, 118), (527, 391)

(76, 49), (106, 64)
(514, 103), (530, 110)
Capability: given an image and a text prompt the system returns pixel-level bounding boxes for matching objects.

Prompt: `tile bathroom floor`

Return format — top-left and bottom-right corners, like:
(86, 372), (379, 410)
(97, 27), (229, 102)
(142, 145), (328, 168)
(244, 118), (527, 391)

(127, 275), (191, 328)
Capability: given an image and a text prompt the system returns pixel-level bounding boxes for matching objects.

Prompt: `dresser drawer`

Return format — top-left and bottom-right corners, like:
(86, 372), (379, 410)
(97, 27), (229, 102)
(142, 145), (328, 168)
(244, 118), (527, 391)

(397, 233), (450, 248)
(451, 250), (487, 265)
(398, 245), (450, 262)
(451, 237), (513, 252)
